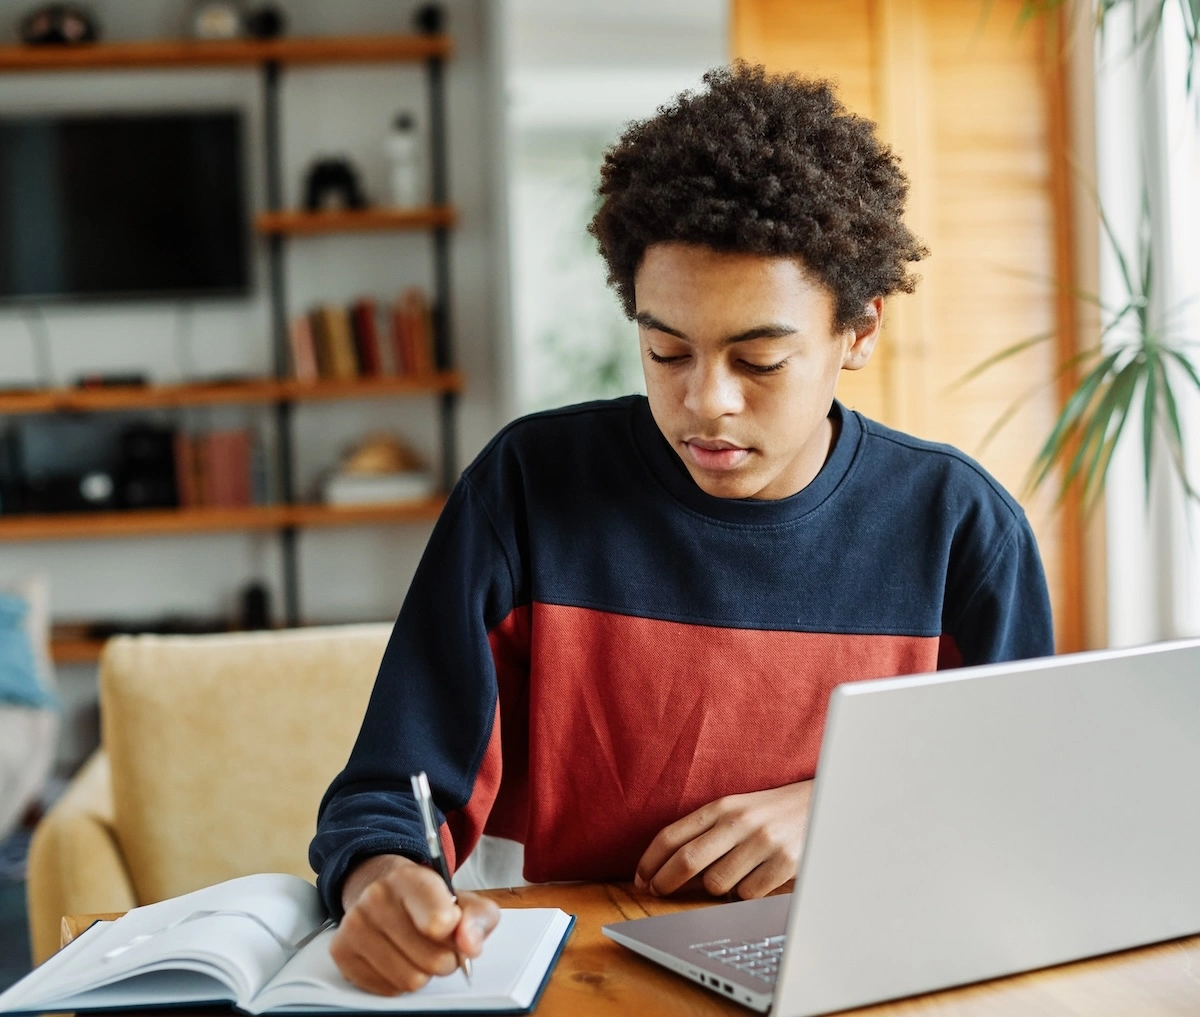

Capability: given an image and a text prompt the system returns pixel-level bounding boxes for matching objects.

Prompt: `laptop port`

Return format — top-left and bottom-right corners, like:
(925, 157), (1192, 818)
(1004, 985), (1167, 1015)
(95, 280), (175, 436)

(723, 983), (733, 993)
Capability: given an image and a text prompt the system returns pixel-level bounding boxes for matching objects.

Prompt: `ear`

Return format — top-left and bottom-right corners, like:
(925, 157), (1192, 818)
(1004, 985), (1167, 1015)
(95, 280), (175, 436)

(841, 298), (883, 372)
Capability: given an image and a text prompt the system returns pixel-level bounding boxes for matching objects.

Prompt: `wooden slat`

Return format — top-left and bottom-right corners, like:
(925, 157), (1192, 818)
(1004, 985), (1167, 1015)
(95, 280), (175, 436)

(255, 207), (457, 235)
(0, 372), (463, 416)
(732, 0), (1086, 651)
(0, 35), (451, 73)
(0, 499), (445, 543)
(872, 0), (936, 434)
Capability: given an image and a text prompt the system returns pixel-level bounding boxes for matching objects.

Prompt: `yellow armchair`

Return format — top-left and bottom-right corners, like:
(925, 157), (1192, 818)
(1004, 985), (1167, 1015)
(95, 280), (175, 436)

(26, 624), (391, 965)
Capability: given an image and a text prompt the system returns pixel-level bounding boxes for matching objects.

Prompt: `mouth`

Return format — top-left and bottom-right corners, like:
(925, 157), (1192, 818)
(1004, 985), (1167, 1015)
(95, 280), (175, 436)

(682, 438), (752, 472)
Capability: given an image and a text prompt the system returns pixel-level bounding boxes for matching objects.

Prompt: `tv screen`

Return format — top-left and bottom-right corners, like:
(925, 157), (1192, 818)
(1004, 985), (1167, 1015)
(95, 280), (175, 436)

(0, 111), (249, 302)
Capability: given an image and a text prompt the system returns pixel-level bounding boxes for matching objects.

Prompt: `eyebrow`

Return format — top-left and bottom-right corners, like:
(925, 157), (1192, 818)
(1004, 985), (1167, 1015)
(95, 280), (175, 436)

(635, 311), (797, 345)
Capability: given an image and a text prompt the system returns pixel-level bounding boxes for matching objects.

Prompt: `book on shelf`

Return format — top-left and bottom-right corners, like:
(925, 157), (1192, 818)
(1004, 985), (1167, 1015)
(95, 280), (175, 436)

(390, 287), (436, 377)
(312, 305), (360, 381)
(288, 315), (319, 383)
(349, 297), (385, 377)
(0, 872), (575, 1016)
(323, 469), (436, 506)
(175, 430), (254, 509)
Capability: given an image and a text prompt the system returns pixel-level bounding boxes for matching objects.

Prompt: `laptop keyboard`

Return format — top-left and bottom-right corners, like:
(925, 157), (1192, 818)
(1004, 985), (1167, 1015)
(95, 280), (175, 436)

(691, 935), (786, 984)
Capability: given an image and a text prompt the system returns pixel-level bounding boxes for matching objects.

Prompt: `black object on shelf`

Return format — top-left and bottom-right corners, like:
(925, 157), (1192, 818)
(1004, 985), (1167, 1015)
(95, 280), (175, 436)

(85, 616), (230, 640)
(413, 3), (444, 35)
(19, 3), (98, 44)
(75, 373), (148, 389)
(302, 157), (368, 212)
(240, 581), (271, 630)
(117, 422), (178, 510)
(244, 3), (284, 38)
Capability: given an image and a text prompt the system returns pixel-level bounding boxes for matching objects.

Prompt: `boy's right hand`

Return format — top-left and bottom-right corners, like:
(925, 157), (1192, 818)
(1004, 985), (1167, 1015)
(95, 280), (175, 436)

(330, 854), (501, 996)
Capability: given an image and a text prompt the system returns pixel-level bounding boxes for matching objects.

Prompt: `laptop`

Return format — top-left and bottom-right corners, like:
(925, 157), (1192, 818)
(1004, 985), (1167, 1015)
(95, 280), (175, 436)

(602, 638), (1200, 1015)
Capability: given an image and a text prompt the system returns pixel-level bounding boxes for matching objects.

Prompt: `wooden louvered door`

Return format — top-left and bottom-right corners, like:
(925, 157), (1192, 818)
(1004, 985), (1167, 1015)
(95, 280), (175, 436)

(732, 0), (1086, 651)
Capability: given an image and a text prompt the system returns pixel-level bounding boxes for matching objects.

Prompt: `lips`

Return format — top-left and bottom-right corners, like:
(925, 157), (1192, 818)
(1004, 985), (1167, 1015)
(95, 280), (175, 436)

(683, 437), (751, 472)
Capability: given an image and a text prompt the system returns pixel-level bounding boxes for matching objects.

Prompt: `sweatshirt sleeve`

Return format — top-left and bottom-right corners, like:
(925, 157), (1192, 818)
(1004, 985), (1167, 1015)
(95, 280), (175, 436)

(947, 513), (1055, 666)
(308, 474), (520, 917)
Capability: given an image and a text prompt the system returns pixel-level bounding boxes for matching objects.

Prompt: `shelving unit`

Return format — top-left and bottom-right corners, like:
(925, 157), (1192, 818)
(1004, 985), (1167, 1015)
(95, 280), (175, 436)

(0, 372), (464, 415)
(0, 33), (460, 638)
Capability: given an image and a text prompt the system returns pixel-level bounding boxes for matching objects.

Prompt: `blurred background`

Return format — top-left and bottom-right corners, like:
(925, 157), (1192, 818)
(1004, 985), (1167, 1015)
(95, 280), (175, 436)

(0, 0), (1197, 987)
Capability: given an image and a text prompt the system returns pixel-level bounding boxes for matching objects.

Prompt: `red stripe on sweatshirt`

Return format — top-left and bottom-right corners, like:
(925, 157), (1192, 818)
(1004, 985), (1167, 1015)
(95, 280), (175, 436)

(522, 604), (939, 882)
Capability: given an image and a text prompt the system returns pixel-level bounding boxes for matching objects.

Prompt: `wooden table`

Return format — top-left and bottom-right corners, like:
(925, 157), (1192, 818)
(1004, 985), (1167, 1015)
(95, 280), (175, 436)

(64, 883), (1200, 1016)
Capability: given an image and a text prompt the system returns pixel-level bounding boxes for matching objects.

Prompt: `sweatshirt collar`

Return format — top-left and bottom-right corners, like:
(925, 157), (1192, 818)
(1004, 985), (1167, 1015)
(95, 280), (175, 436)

(630, 395), (861, 526)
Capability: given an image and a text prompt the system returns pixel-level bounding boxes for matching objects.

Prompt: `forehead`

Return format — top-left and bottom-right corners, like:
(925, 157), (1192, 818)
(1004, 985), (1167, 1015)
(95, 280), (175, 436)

(634, 243), (835, 330)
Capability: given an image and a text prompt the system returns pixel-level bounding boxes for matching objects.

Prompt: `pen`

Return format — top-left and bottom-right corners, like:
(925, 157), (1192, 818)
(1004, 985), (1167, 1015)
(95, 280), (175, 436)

(410, 771), (473, 983)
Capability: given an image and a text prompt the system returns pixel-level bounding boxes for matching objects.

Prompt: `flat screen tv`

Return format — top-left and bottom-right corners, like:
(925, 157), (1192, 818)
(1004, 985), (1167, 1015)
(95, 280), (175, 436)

(0, 110), (249, 302)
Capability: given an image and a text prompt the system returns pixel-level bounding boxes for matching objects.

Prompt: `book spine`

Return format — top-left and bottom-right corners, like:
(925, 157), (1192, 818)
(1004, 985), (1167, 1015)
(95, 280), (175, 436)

(227, 430), (252, 507)
(308, 308), (334, 380)
(351, 298), (383, 377)
(390, 296), (413, 376)
(173, 431), (197, 508)
(408, 287), (435, 376)
(289, 315), (319, 382)
(322, 305), (360, 380)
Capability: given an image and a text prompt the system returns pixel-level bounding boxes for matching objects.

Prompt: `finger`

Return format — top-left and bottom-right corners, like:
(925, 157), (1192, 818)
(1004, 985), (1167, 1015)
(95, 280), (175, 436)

(646, 820), (744, 896)
(733, 851), (798, 900)
(358, 884), (461, 978)
(453, 892), (502, 957)
(330, 911), (427, 996)
(328, 925), (398, 997)
(391, 865), (463, 941)
(345, 921), (434, 995)
(635, 802), (726, 888)
(697, 831), (780, 898)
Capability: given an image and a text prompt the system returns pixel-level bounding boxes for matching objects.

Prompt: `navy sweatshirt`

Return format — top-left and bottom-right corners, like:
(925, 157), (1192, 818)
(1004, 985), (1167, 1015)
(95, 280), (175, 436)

(310, 396), (1054, 914)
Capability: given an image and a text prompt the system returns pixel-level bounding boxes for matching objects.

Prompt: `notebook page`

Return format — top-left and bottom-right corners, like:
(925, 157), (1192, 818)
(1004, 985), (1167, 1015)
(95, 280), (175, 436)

(249, 908), (572, 1013)
(0, 873), (326, 1013)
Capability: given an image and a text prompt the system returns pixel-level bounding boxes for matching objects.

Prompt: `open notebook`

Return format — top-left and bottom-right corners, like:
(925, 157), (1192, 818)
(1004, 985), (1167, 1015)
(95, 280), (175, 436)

(0, 873), (574, 1015)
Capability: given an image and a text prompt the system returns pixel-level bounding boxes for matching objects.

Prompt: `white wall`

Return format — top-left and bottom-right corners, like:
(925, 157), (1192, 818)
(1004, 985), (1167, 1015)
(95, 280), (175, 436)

(0, 0), (509, 768)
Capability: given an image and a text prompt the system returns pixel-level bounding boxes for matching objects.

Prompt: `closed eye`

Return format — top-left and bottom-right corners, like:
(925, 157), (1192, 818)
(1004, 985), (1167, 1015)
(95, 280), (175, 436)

(742, 359), (789, 375)
(646, 348), (687, 365)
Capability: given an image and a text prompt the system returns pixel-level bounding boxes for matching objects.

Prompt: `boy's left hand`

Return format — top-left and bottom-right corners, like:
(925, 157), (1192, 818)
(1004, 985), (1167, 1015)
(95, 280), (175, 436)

(634, 780), (814, 900)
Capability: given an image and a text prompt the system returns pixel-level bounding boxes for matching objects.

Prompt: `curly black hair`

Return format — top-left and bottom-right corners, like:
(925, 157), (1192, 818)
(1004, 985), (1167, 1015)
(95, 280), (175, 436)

(588, 62), (928, 330)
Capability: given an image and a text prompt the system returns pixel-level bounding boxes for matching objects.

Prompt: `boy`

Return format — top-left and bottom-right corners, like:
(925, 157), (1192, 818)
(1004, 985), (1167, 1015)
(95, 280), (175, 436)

(310, 64), (1053, 995)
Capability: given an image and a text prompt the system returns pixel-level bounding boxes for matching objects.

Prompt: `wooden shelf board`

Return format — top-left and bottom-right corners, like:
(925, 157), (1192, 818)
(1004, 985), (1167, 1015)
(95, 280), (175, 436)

(279, 372), (463, 401)
(0, 498), (446, 542)
(0, 372), (463, 416)
(287, 498), (446, 528)
(50, 637), (107, 664)
(255, 207), (457, 235)
(0, 35), (451, 72)
(0, 506), (293, 542)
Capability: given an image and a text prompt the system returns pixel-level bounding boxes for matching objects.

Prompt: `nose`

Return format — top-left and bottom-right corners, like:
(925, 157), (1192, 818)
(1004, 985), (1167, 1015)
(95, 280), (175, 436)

(683, 357), (744, 420)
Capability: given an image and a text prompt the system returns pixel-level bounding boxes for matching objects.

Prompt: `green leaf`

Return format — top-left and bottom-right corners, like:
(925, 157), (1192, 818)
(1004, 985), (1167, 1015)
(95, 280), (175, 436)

(1027, 349), (1123, 495)
(1142, 347), (1159, 499)
(1096, 195), (1136, 299)
(1153, 357), (1199, 500)
(1158, 356), (1186, 453)
(1080, 357), (1142, 505)
(945, 330), (1057, 391)
(1055, 355), (1136, 495)
(1165, 348), (1200, 395)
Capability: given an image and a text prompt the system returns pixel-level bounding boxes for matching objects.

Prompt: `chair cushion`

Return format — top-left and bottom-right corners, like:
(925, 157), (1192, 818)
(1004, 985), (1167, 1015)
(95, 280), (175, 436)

(100, 624), (390, 905)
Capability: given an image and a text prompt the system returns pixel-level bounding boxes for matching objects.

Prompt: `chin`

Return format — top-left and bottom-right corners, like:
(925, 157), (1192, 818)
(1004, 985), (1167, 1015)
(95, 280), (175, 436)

(688, 469), (760, 501)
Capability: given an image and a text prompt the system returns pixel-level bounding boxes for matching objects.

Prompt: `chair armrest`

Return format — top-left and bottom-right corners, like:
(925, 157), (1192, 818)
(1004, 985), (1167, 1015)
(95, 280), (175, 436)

(26, 750), (137, 965)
